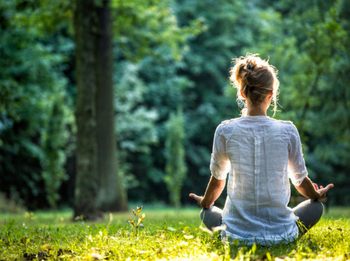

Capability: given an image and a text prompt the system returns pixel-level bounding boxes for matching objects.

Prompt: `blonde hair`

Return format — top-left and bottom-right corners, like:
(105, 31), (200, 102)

(230, 53), (280, 116)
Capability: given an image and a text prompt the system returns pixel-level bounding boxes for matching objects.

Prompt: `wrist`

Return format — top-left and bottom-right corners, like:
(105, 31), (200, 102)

(200, 198), (213, 209)
(311, 191), (322, 201)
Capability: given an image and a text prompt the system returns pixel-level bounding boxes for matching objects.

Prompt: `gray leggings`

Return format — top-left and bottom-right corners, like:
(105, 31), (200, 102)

(200, 199), (324, 236)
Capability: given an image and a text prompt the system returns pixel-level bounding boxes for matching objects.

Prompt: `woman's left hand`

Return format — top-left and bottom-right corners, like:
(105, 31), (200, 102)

(189, 176), (225, 208)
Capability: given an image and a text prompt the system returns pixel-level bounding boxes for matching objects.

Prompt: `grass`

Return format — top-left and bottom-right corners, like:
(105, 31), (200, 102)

(0, 206), (350, 260)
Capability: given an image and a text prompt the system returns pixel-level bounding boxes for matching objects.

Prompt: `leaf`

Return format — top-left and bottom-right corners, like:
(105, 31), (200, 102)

(199, 225), (213, 236)
(127, 219), (136, 227)
(21, 236), (30, 246)
(137, 213), (145, 226)
(40, 244), (51, 251)
(266, 252), (272, 261)
(167, 227), (176, 232)
(6, 219), (15, 232)
(212, 224), (226, 233)
(251, 243), (257, 254)
(178, 241), (188, 247)
(160, 231), (167, 239)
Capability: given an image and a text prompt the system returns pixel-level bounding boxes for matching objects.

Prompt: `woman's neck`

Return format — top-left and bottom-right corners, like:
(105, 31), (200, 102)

(246, 102), (268, 116)
(246, 97), (270, 116)
(246, 107), (267, 116)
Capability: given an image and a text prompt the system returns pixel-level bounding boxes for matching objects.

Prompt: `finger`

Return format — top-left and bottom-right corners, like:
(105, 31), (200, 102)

(313, 183), (319, 190)
(324, 184), (334, 192)
(320, 185), (324, 189)
(318, 185), (334, 197)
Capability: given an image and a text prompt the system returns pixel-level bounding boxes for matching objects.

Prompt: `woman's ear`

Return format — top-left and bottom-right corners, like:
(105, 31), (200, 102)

(240, 90), (246, 99)
(268, 90), (273, 99)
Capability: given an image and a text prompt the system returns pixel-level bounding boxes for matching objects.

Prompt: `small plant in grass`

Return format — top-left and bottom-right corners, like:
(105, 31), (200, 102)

(127, 205), (145, 229)
(24, 212), (35, 222)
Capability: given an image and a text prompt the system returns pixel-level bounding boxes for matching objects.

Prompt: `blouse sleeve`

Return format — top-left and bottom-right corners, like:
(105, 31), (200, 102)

(210, 124), (231, 180)
(288, 123), (308, 186)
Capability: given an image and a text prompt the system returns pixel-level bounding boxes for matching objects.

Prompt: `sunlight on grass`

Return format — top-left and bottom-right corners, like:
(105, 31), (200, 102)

(1, 206), (350, 260)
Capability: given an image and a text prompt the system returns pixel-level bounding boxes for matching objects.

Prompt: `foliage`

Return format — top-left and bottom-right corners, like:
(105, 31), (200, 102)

(114, 62), (159, 190)
(294, 1), (350, 205)
(112, 0), (203, 62)
(0, 0), (349, 208)
(8, 0), (72, 36)
(165, 109), (187, 208)
(41, 94), (72, 208)
(0, 0), (74, 209)
(0, 208), (350, 260)
(112, 0), (201, 203)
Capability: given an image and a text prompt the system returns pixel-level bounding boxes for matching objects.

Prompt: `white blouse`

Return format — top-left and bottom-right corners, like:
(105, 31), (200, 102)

(210, 115), (308, 245)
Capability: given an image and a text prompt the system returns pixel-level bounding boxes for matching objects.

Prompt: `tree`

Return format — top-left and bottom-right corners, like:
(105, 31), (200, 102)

(73, 0), (127, 220)
(94, 0), (127, 212)
(164, 109), (187, 207)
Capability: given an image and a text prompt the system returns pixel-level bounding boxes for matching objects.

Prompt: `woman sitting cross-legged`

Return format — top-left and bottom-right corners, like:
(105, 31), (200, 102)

(189, 53), (334, 245)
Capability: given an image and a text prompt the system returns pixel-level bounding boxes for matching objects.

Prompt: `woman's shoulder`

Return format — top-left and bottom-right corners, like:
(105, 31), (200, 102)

(270, 118), (299, 134)
(215, 118), (240, 136)
(271, 118), (293, 125)
(217, 117), (242, 129)
(220, 118), (239, 126)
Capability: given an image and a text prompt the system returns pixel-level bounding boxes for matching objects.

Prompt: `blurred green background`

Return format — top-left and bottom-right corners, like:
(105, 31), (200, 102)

(0, 0), (349, 214)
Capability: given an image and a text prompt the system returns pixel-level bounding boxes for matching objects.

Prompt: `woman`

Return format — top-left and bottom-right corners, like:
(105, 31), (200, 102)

(189, 53), (334, 245)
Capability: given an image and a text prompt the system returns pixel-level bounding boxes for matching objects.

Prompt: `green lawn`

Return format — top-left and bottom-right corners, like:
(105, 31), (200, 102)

(0, 206), (349, 260)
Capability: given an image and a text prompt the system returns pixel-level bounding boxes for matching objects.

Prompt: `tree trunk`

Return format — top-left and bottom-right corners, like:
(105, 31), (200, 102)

(73, 0), (101, 220)
(95, 1), (127, 211)
(74, 0), (127, 220)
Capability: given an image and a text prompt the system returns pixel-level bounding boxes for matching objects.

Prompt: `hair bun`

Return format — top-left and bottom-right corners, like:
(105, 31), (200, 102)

(229, 53), (280, 116)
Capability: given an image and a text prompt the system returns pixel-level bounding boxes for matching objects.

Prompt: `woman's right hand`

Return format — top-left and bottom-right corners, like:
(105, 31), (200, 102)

(295, 177), (334, 201)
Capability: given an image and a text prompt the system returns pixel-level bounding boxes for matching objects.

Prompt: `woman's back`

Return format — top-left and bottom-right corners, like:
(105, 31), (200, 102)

(211, 115), (307, 244)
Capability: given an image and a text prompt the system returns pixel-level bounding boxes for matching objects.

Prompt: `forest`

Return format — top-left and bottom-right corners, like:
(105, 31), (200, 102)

(0, 0), (349, 214)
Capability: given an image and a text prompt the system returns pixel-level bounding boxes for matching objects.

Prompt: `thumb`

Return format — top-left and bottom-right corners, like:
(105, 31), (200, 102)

(189, 193), (197, 199)
(189, 193), (203, 203)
